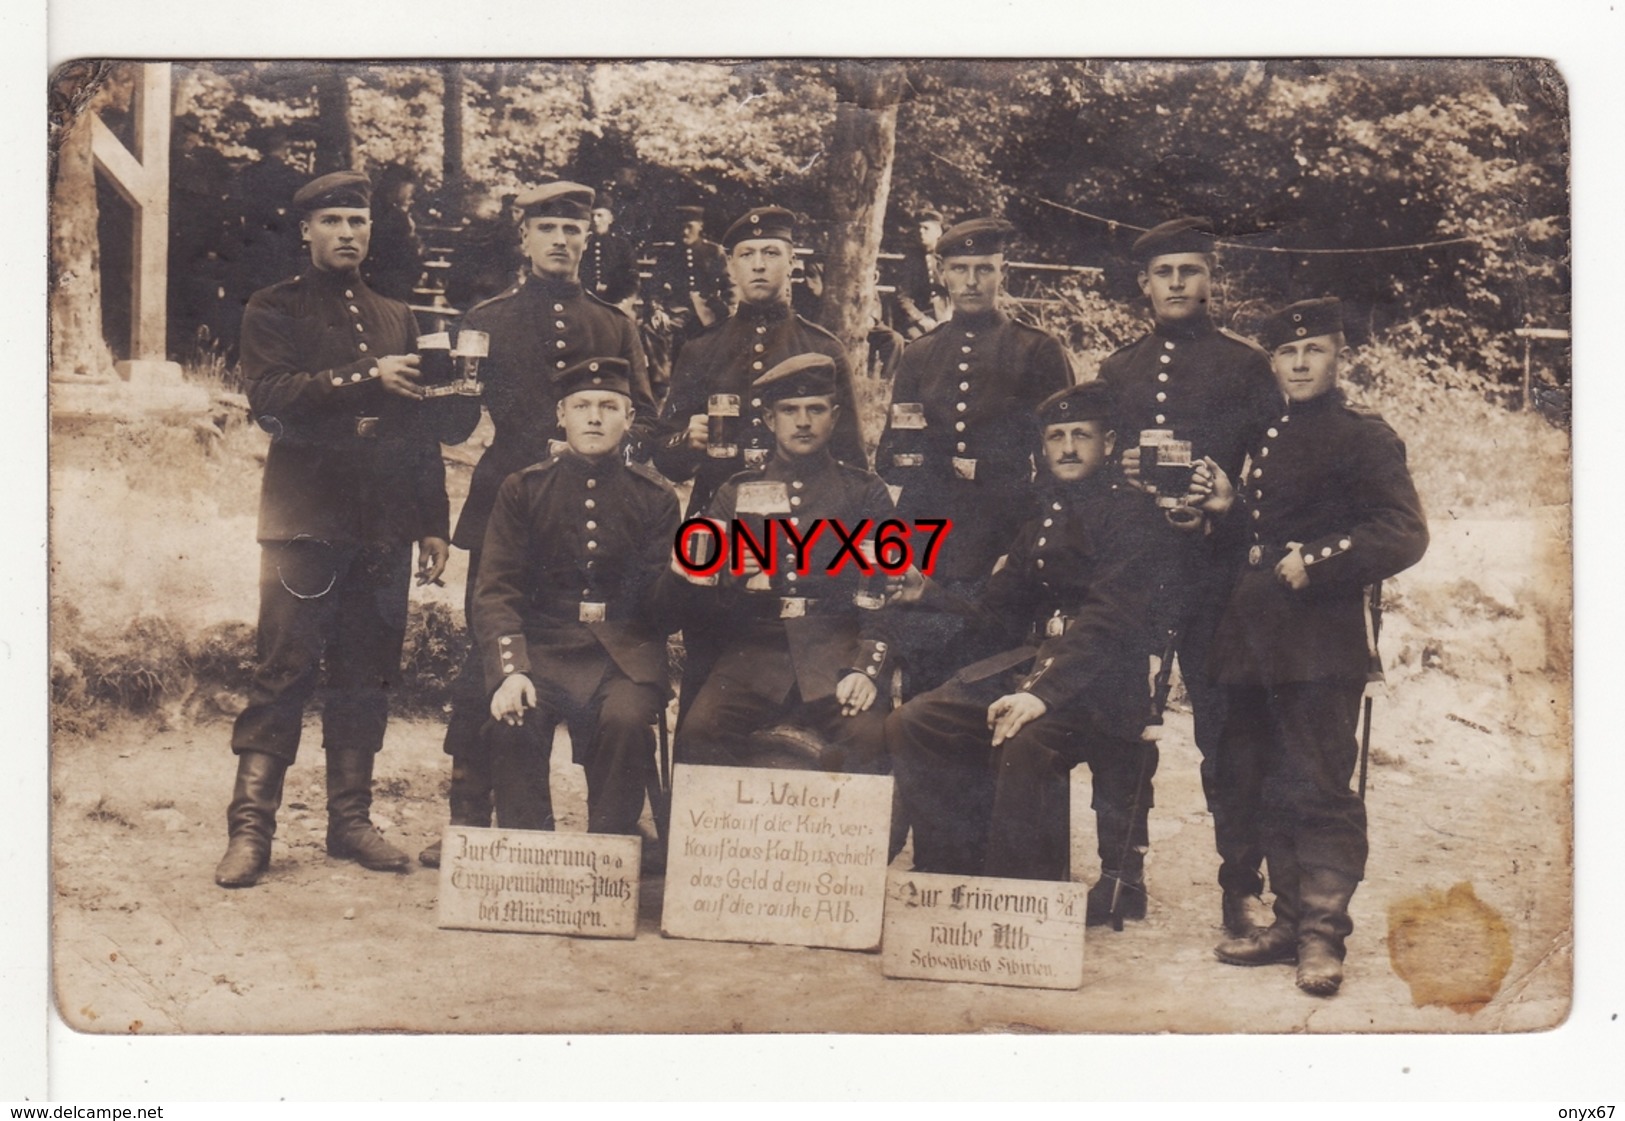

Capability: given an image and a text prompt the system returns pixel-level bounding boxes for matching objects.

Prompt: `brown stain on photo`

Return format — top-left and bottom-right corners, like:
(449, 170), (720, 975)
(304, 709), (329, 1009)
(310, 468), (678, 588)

(1387, 882), (1514, 1012)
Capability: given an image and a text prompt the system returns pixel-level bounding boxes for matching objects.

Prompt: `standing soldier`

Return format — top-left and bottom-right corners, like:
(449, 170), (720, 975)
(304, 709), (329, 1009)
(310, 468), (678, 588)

(580, 199), (641, 311)
(670, 354), (894, 775)
(646, 204), (732, 376)
(889, 208), (948, 340)
(213, 171), (472, 888)
(472, 357), (681, 835)
(875, 217), (1074, 697)
(1206, 298), (1427, 996)
(1095, 217), (1281, 931)
(887, 381), (1161, 881)
(420, 180), (657, 868)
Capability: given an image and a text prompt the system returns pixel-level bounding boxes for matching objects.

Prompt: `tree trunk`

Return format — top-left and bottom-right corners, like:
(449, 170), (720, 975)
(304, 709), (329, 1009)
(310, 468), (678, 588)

(48, 61), (119, 380)
(441, 63), (466, 216)
(313, 70), (355, 173)
(818, 62), (905, 377)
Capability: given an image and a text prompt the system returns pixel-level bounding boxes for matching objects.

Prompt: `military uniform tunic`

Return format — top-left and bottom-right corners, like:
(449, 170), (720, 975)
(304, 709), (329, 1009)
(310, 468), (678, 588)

(650, 237), (731, 328)
(887, 470), (1161, 878)
(473, 451), (681, 833)
(1096, 316), (1280, 894)
(654, 301), (868, 517)
(581, 230), (640, 305)
(1208, 387), (1428, 891)
(231, 267), (461, 764)
(671, 451), (896, 774)
(453, 273), (657, 552)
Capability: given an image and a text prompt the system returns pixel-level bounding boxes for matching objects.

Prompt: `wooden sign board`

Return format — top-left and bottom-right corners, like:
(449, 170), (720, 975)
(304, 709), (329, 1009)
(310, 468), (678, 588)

(881, 871), (1087, 990)
(661, 764), (893, 950)
(436, 827), (641, 939)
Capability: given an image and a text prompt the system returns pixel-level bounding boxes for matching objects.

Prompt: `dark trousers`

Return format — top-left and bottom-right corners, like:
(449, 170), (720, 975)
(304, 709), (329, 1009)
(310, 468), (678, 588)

(231, 539), (412, 764)
(491, 669), (663, 835)
(888, 674), (1151, 881)
(676, 670), (889, 776)
(1218, 680), (1370, 894)
(442, 545), (489, 762)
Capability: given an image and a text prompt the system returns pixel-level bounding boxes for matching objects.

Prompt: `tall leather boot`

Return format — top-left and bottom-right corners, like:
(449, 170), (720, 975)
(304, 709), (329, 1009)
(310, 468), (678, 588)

(1295, 866), (1359, 996)
(214, 751), (287, 888)
(1086, 805), (1148, 928)
(325, 749), (411, 871)
(419, 750), (494, 868)
(1215, 853), (1300, 966)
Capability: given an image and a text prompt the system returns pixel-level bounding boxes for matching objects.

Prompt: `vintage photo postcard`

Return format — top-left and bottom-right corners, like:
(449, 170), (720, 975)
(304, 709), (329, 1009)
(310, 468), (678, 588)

(45, 56), (1571, 1043)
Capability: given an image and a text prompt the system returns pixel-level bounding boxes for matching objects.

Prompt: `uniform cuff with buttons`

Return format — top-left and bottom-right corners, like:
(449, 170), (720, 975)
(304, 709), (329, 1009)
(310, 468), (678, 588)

(847, 639), (890, 683)
(485, 634), (531, 693)
(1299, 533), (1356, 582)
(323, 360), (383, 392)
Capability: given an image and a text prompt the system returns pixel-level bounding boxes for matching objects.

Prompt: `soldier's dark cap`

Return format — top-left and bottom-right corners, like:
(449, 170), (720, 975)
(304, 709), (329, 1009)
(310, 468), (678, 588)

(1259, 297), (1344, 351)
(516, 181), (595, 220)
(915, 208), (944, 225)
(754, 353), (838, 403)
(293, 171), (372, 213)
(1037, 380), (1114, 427)
(1131, 217), (1217, 263)
(675, 205), (706, 220)
(555, 356), (633, 399)
(723, 206), (797, 249)
(936, 217), (1017, 258)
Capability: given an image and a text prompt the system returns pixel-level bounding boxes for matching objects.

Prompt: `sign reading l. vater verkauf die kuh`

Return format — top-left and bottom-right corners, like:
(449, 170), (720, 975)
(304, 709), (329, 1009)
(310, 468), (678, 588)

(661, 764), (893, 950)
(437, 826), (641, 938)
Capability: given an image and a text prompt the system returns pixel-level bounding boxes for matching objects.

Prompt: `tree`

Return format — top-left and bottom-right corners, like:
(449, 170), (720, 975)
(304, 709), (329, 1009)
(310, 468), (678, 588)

(816, 62), (905, 365)
(48, 61), (120, 380)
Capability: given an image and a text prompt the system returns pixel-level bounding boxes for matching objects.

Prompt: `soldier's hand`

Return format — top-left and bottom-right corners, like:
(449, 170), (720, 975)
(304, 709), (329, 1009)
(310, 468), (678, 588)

(987, 691), (1048, 747)
(1120, 446), (1152, 493)
(376, 354), (424, 399)
(684, 414), (710, 452)
(1190, 457), (1234, 516)
(836, 671), (878, 716)
(491, 674), (536, 725)
(888, 564), (928, 605)
(416, 536), (448, 585)
(1276, 542), (1310, 591)
(1147, 654), (1163, 699)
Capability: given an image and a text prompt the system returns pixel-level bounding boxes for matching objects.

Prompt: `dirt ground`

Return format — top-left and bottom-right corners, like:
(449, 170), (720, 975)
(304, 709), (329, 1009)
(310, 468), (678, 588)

(50, 610), (1571, 1036)
(48, 412), (1574, 1037)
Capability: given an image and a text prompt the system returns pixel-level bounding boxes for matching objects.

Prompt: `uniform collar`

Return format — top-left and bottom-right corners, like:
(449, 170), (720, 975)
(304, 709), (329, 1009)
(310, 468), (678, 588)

(523, 272), (584, 300)
(737, 299), (792, 324)
(952, 308), (1006, 331)
(304, 265), (365, 291)
(1041, 464), (1118, 503)
(1286, 386), (1345, 418)
(765, 448), (836, 482)
(1152, 316), (1216, 342)
(557, 447), (622, 476)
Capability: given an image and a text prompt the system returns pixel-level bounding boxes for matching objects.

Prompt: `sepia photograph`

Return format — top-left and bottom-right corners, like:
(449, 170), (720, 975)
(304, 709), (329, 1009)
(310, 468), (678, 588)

(24, 0), (1617, 1096)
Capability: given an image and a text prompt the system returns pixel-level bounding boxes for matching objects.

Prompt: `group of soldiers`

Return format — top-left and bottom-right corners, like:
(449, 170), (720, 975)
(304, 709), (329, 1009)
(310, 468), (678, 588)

(210, 169), (1428, 1000)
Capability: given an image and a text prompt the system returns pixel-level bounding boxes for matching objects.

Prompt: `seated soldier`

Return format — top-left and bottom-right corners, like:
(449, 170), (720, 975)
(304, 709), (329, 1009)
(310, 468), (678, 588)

(670, 353), (896, 774)
(471, 357), (681, 835)
(886, 381), (1172, 911)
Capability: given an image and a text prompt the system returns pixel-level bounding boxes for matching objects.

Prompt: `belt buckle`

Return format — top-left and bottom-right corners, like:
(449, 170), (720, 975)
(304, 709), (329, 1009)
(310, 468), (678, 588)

(742, 447), (769, 468)
(891, 452), (924, 468)
(779, 596), (807, 619)
(1248, 544), (1263, 567)
(1044, 614), (1066, 638)
(951, 456), (978, 481)
(578, 601), (606, 623)
(355, 416), (380, 438)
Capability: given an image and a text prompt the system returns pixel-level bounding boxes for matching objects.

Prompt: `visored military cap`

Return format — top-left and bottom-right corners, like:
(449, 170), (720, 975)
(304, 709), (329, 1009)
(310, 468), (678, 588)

(1131, 217), (1216, 263)
(555, 356), (633, 398)
(915, 208), (944, 225)
(722, 206), (798, 249)
(516, 181), (595, 220)
(754, 353), (837, 404)
(292, 170), (372, 213)
(936, 217), (1017, 258)
(1037, 379), (1114, 427)
(1259, 297), (1345, 351)
(675, 204), (706, 220)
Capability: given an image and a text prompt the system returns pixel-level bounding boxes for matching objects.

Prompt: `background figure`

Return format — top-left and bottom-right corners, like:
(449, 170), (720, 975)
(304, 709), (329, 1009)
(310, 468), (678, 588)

(888, 208), (948, 339)
(364, 165), (426, 303)
(581, 199), (641, 311)
(166, 115), (237, 361)
(444, 187), (523, 311)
